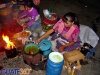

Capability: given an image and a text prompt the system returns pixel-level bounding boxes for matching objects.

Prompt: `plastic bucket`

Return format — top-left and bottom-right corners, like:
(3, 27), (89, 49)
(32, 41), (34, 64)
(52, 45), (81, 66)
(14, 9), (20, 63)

(46, 52), (64, 75)
(43, 13), (57, 26)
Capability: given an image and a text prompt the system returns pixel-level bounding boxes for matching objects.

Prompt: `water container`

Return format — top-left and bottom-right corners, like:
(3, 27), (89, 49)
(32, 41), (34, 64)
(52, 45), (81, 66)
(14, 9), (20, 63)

(46, 52), (64, 75)
(38, 39), (52, 56)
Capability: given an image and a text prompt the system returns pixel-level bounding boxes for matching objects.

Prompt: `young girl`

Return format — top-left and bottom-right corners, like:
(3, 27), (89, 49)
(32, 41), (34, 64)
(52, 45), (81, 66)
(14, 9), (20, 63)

(35, 12), (81, 54)
(17, 2), (41, 31)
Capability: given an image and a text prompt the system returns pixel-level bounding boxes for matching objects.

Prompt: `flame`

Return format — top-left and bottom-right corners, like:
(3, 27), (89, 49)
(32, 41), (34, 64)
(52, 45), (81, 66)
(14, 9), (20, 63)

(2, 34), (15, 49)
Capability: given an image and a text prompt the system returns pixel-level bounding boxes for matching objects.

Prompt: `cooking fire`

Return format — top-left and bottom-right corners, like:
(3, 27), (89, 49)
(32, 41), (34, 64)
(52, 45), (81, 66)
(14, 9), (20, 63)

(2, 34), (18, 58)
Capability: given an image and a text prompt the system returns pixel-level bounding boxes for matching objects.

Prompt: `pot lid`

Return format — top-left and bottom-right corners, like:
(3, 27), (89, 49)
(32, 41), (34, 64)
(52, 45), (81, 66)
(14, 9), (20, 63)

(38, 39), (52, 51)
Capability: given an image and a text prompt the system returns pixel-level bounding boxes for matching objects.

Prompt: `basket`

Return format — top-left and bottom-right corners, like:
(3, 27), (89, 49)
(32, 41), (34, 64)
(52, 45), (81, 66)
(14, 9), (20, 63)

(0, 6), (12, 16)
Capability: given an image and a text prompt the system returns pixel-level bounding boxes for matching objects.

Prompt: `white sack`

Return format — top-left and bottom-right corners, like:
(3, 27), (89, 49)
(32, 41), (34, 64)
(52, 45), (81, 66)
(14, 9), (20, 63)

(79, 24), (99, 47)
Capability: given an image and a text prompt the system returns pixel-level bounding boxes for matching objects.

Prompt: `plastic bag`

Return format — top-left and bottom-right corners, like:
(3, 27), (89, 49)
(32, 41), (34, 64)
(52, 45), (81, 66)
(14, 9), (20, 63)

(79, 25), (99, 47)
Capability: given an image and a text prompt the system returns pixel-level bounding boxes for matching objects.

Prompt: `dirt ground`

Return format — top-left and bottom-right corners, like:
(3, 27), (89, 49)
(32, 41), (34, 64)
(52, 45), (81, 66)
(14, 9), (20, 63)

(0, 0), (100, 75)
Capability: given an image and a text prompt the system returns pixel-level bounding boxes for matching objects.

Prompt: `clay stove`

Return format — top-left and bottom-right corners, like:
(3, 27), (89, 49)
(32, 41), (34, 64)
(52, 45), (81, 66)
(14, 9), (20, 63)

(2, 34), (18, 58)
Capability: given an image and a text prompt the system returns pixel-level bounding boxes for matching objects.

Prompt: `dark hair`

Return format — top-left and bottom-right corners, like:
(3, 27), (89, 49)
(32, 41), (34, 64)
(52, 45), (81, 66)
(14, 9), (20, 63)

(62, 12), (80, 27)
(24, 2), (40, 13)
(24, 2), (33, 8)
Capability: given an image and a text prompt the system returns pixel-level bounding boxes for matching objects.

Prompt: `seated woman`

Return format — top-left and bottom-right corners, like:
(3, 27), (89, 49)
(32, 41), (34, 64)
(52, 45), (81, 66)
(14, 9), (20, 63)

(17, 2), (41, 31)
(35, 12), (81, 54)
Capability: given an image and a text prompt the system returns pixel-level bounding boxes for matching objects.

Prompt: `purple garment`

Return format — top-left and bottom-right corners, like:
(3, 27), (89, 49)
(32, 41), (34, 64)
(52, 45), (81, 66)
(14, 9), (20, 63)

(50, 32), (81, 52)
(53, 20), (80, 42)
(56, 35), (81, 52)
(51, 21), (81, 52)
(18, 7), (38, 26)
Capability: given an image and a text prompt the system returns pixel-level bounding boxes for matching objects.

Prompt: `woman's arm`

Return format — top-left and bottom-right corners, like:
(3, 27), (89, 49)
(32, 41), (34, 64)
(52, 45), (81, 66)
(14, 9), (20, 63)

(17, 10), (26, 18)
(35, 29), (54, 44)
(58, 41), (75, 52)
(65, 41), (75, 47)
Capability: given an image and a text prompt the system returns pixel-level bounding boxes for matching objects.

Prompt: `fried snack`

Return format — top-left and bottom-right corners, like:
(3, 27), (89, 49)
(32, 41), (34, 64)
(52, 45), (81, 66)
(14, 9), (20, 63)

(13, 32), (21, 38)
(21, 31), (31, 38)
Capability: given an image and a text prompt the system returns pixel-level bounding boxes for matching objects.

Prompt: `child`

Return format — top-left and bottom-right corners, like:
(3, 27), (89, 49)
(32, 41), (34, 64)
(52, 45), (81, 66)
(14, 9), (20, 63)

(17, 2), (41, 31)
(35, 12), (81, 54)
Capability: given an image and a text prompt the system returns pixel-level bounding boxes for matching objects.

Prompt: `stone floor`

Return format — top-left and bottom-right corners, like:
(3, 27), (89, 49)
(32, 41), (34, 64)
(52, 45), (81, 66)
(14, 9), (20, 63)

(0, 0), (100, 75)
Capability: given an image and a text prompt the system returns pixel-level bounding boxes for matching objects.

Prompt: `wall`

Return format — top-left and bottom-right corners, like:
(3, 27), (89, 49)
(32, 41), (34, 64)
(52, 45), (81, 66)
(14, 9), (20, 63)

(77, 0), (100, 8)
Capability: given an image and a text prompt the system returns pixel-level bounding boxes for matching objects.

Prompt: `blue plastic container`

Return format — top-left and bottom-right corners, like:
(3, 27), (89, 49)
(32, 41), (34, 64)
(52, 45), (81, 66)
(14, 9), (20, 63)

(43, 49), (52, 56)
(46, 52), (64, 75)
(38, 39), (52, 56)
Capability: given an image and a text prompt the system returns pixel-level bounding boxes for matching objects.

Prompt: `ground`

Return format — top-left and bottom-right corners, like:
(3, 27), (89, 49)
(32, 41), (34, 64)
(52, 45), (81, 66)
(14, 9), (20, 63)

(0, 0), (100, 75)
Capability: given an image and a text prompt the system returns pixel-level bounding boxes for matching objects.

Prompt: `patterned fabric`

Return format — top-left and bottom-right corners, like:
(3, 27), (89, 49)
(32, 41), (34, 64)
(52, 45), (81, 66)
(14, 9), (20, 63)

(51, 19), (81, 52)
(53, 19), (80, 42)
(61, 26), (80, 42)
(50, 32), (81, 52)
(56, 35), (81, 52)
(53, 19), (64, 33)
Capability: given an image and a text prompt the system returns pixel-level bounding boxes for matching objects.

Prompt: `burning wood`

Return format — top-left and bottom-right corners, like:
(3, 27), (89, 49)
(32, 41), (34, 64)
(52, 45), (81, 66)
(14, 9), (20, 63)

(2, 34), (18, 58)
(2, 34), (15, 50)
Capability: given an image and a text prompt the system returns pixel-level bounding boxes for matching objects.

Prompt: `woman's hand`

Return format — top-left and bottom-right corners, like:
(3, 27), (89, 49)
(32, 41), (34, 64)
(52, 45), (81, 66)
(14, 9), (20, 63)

(22, 24), (27, 28)
(35, 38), (41, 44)
(33, 0), (40, 5)
(13, 18), (17, 20)
(58, 45), (66, 52)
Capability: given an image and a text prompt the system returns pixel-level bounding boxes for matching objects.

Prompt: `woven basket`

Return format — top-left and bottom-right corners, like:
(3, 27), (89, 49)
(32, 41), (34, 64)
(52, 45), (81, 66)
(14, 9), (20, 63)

(0, 6), (12, 16)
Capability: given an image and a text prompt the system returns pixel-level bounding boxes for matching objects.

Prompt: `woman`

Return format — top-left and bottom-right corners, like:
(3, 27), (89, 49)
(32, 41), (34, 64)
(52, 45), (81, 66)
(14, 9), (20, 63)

(35, 12), (81, 54)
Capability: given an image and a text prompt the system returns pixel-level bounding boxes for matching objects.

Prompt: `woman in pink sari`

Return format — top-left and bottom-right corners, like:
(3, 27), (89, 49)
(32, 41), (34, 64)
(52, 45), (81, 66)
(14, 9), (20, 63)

(36, 12), (81, 53)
